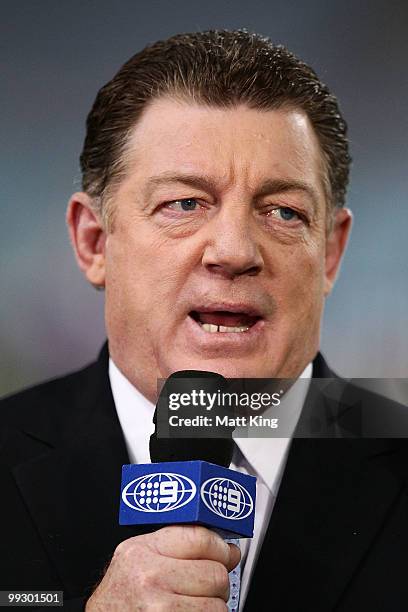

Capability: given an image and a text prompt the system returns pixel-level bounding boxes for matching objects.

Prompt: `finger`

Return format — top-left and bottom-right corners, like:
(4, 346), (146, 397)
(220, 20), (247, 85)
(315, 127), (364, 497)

(226, 542), (241, 573)
(151, 525), (232, 567)
(162, 558), (230, 601)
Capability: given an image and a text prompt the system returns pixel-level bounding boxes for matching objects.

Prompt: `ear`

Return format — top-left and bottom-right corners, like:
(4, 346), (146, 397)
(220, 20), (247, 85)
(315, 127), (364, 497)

(66, 192), (106, 289)
(324, 207), (353, 296)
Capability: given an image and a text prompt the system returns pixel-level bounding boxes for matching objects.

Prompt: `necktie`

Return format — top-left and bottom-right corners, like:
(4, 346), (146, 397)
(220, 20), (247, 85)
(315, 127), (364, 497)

(226, 538), (241, 611)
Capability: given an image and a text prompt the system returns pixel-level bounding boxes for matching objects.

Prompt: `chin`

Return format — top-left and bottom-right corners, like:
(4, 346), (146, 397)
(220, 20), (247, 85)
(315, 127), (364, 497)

(165, 355), (277, 379)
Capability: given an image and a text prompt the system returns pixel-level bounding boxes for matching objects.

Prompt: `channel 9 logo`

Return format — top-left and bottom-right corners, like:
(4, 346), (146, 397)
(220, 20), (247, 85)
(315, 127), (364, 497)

(122, 473), (196, 513)
(200, 478), (253, 520)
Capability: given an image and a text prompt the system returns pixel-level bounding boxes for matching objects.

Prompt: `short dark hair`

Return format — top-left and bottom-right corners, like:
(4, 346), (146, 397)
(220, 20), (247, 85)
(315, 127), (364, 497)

(80, 29), (350, 227)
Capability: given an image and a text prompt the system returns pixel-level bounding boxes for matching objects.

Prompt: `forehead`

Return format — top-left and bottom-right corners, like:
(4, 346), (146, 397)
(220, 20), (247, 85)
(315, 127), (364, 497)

(121, 97), (326, 198)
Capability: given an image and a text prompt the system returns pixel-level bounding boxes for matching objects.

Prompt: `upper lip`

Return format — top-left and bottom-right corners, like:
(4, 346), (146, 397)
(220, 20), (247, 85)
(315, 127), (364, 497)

(189, 303), (264, 318)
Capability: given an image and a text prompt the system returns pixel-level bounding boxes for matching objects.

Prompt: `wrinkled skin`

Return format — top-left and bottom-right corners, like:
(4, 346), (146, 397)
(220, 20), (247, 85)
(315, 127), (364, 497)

(68, 98), (351, 403)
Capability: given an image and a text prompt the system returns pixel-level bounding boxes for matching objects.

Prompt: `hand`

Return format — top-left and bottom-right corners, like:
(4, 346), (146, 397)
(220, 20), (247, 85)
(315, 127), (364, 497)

(85, 525), (241, 611)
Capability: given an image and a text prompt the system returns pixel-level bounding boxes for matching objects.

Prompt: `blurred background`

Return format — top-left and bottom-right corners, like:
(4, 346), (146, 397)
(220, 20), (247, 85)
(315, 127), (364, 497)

(1, 0), (407, 399)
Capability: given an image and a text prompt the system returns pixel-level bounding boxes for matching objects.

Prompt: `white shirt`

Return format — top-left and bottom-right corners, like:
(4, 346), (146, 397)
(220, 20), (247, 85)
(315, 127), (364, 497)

(109, 359), (312, 610)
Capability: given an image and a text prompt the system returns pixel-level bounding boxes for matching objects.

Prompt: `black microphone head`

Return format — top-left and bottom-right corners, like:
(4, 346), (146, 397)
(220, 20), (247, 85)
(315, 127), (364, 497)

(149, 436), (234, 467)
(149, 370), (234, 468)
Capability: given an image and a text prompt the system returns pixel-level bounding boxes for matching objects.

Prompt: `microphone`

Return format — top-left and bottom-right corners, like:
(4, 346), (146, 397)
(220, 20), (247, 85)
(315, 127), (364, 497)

(149, 369), (235, 467)
(119, 370), (256, 538)
(119, 371), (256, 611)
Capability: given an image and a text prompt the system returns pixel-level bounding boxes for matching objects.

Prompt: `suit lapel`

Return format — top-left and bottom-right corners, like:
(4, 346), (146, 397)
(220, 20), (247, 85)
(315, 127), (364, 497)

(10, 344), (148, 597)
(244, 354), (405, 611)
(245, 439), (403, 610)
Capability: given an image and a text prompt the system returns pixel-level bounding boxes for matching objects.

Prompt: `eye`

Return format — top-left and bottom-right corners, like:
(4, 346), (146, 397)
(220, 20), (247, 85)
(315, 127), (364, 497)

(267, 206), (302, 222)
(165, 198), (200, 211)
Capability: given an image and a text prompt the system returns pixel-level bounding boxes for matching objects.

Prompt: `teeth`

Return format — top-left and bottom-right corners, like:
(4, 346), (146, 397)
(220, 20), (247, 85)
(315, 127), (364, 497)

(202, 323), (219, 333)
(200, 323), (249, 333)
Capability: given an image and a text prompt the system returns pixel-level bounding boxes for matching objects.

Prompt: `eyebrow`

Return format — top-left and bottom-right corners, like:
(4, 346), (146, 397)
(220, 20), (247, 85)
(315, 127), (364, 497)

(143, 172), (218, 200)
(143, 172), (319, 208)
(255, 178), (319, 208)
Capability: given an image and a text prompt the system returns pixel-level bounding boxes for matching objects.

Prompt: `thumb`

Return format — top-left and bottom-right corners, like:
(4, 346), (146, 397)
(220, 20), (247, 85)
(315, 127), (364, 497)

(226, 542), (241, 572)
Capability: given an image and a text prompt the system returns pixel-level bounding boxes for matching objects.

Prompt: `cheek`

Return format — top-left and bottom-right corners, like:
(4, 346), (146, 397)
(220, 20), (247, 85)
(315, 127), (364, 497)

(105, 230), (191, 323)
(274, 242), (326, 318)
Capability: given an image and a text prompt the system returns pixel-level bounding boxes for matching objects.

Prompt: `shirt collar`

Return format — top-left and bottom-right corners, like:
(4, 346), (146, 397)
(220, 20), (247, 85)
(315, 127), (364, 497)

(109, 359), (155, 465)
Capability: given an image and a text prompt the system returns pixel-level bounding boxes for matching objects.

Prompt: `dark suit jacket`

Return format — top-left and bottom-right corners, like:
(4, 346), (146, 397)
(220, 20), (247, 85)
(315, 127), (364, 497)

(1, 344), (408, 611)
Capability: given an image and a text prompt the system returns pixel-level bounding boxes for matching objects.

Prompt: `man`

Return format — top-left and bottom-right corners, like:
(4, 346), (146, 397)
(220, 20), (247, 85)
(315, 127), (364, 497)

(1, 30), (408, 611)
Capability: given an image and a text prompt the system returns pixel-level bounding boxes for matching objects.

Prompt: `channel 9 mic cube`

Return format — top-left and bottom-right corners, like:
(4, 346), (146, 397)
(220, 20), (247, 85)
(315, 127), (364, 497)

(119, 460), (256, 538)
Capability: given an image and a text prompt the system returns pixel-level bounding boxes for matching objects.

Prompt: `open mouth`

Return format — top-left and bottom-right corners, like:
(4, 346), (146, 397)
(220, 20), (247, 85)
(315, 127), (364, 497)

(189, 310), (262, 333)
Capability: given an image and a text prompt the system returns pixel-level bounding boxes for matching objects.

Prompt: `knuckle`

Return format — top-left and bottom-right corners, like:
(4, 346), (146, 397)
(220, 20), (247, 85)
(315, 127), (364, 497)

(210, 562), (229, 591)
(114, 538), (130, 557)
(156, 525), (175, 539)
(188, 525), (213, 554)
(138, 567), (159, 590)
(152, 525), (181, 550)
(114, 535), (142, 559)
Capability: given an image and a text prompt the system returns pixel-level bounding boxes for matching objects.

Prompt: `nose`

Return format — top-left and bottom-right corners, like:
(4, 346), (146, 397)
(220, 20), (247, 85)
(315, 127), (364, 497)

(201, 207), (264, 279)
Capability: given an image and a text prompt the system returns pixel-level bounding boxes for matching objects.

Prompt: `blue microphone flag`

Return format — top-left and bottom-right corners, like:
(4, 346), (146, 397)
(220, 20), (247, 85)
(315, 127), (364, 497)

(119, 460), (256, 538)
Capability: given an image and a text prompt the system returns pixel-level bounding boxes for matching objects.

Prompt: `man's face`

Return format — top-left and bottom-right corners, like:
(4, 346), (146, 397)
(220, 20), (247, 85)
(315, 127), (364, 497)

(95, 99), (347, 401)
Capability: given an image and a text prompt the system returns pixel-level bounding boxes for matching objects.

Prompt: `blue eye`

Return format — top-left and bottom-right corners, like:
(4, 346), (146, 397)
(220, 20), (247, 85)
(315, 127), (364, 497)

(266, 206), (301, 222)
(279, 207), (297, 220)
(168, 198), (199, 211)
